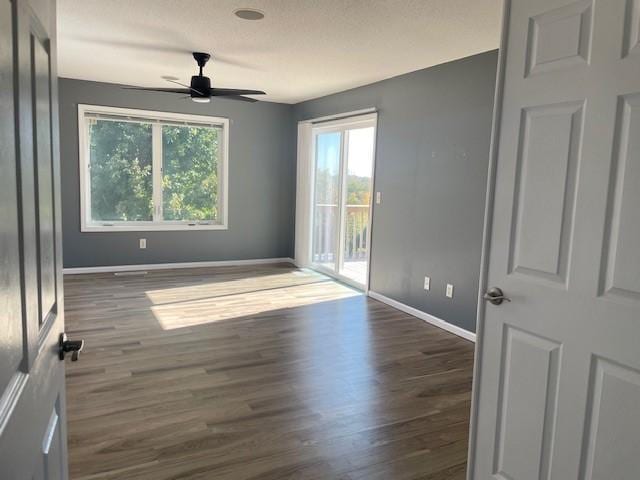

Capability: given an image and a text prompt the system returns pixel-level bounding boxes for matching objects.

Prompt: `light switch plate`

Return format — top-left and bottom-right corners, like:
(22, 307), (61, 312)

(424, 276), (430, 291)
(139, 238), (146, 249)
(376, 192), (382, 204)
(446, 283), (454, 298)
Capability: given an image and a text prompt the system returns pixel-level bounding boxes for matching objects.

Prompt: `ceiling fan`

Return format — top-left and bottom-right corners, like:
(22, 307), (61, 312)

(124, 52), (265, 103)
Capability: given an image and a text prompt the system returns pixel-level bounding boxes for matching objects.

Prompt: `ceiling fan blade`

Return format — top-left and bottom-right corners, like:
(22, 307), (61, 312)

(210, 88), (266, 96)
(164, 78), (205, 96)
(123, 86), (191, 94)
(165, 78), (192, 88)
(223, 95), (259, 103)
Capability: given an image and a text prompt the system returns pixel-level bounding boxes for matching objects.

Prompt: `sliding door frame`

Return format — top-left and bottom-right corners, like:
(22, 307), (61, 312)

(309, 112), (378, 291)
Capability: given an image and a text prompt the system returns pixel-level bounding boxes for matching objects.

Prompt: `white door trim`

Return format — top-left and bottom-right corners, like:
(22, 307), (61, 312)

(365, 113), (380, 291)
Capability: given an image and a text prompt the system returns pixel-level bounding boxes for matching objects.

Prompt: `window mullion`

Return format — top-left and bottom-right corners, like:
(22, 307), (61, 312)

(83, 118), (93, 228)
(152, 123), (163, 222)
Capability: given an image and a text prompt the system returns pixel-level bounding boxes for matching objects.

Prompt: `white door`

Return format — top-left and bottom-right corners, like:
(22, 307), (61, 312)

(469, 1), (640, 479)
(310, 114), (376, 288)
(0, 0), (76, 478)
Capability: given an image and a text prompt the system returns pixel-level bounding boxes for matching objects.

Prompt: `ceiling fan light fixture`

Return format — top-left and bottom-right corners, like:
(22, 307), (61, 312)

(234, 8), (265, 20)
(122, 52), (265, 102)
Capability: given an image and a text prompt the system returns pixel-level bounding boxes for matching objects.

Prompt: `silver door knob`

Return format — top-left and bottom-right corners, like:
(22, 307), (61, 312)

(483, 287), (511, 305)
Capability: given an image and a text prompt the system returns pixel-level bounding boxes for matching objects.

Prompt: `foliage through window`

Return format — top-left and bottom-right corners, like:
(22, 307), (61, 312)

(79, 105), (228, 231)
(89, 120), (153, 222)
(162, 125), (219, 222)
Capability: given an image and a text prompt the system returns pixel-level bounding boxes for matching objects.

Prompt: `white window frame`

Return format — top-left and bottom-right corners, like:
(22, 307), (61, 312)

(78, 104), (229, 232)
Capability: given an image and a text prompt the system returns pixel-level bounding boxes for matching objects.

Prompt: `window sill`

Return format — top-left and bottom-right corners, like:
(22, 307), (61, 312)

(81, 223), (228, 232)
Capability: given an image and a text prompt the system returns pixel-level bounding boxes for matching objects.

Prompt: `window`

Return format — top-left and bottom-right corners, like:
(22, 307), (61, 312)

(78, 105), (228, 231)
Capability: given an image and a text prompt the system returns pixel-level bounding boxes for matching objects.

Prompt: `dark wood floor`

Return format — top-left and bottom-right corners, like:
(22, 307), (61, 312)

(64, 264), (474, 480)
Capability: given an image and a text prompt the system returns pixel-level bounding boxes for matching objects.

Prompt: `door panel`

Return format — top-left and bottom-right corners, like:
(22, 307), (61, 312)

(509, 101), (582, 286)
(623, 0), (640, 58)
(0, 0), (68, 478)
(580, 358), (640, 479)
(470, 1), (640, 479)
(494, 327), (561, 480)
(41, 400), (64, 480)
(525, 0), (592, 76)
(32, 29), (57, 326)
(602, 93), (640, 301)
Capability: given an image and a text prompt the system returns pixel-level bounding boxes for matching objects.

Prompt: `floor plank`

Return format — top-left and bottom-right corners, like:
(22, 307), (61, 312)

(64, 264), (474, 480)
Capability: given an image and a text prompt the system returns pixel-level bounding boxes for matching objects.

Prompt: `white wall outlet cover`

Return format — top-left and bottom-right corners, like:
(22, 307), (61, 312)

(376, 192), (382, 204)
(424, 276), (430, 291)
(446, 283), (454, 298)
(139, 238), (147, 249)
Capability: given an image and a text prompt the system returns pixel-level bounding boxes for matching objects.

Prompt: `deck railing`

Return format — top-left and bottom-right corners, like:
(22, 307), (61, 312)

(312, 204), (369, 263)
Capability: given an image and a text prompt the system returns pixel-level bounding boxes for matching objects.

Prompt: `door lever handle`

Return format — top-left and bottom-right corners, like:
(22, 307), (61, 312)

(483, 287), (511, 306)
(59, 333), (85, 361)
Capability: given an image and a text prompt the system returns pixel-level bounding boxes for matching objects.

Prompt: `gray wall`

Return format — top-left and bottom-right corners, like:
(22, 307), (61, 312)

(59, 78), (296, 268)
(295, 51), (498, 333)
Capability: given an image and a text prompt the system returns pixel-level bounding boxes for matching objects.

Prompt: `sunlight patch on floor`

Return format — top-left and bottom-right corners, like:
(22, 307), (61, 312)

(146, 269), (360, 330)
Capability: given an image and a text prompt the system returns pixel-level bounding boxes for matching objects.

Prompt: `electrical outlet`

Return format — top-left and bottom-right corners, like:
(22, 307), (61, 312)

(423, 276), (430, 291)
(376, 192), (382, 204)
(446, 283), (454, 298)
(139, 238), (146, 249)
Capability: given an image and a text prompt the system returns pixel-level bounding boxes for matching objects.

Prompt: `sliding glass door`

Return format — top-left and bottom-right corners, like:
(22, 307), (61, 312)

(311, 115), (376, 288)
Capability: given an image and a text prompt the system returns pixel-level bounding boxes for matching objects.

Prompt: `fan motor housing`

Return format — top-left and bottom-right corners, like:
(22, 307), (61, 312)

(190, 75), (211, 99)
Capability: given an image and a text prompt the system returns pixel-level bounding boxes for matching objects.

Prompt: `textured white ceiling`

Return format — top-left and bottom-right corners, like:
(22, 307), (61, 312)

(57, 0), (502, 104)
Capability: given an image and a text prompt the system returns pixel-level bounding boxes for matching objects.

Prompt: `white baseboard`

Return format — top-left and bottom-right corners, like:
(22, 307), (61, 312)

(367, 290), (476, 342)
(63, 257), (295, 275)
